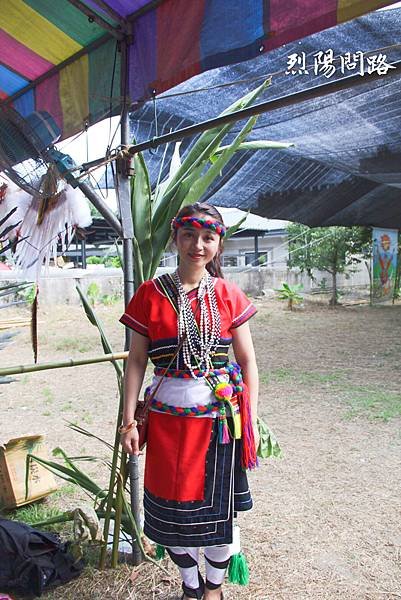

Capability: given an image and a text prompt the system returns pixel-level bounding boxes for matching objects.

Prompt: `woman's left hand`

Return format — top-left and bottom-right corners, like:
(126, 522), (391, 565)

(252, 420), (260, 453)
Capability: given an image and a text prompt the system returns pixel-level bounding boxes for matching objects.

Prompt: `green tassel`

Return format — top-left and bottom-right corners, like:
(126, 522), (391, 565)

(228, 552), (249, 585)
(155, 543), (165, 560)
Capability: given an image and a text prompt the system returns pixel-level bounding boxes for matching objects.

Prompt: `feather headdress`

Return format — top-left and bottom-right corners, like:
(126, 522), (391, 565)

(0, 171), (92, 280)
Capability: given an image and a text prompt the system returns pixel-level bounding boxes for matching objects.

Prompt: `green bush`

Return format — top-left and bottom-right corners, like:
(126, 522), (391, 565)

(86, 282), (100, 306)
(274, 282), (303, 310)
(87, 256), (103, 265)
(104, 256), (122, 268)
(87, 256), (122, 268)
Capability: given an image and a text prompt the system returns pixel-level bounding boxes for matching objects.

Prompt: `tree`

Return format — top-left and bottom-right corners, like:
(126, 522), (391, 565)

(287, 223), (371, 305)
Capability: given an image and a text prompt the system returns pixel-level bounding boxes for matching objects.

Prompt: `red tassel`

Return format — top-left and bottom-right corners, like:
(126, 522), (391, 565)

(221, 418), (230, 444)
(238, 383), (257, 470)
(218, 409), (230, 444)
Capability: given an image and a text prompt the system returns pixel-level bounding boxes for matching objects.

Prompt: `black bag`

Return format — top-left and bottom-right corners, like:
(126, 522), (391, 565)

(0, 518), (84, 597)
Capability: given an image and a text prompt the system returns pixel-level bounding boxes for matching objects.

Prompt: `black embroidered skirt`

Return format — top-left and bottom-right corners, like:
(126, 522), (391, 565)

(143, 417), (252, 547)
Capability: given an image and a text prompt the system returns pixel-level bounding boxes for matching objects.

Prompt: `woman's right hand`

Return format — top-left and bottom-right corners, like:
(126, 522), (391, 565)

(121, 427), (141, 456)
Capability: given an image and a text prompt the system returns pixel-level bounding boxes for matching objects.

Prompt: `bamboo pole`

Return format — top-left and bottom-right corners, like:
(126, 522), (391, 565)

(0, 320), (31, 329)
(29, 510), (169, 574)
(117, 31), (143, 567)
(0, 352), (128, 377)
(99, 387), (125, 569)
(111, 458), (126, 567)
(30, 510), (121, 529)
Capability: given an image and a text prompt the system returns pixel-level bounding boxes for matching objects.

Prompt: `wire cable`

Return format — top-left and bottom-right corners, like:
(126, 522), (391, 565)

(234, 228), (336, 272)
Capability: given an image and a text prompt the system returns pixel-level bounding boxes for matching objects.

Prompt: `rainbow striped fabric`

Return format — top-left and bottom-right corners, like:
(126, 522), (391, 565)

(0, 0), (397, 141)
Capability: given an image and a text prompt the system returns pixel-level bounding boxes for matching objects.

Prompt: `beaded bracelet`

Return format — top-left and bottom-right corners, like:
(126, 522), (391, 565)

(118, 420), (137, 435)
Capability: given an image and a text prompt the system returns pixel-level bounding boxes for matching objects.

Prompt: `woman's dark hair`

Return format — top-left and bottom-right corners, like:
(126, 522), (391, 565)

(174, 202), (225, 278)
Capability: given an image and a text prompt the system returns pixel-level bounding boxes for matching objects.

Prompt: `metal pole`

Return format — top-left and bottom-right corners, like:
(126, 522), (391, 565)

(80, 61), (401, 174)
(123, 64), (400, 155)
(81, 239), (87, 270)
(0, 352), (128, 377)
(77, 180), (123, 237)
(254, 232), (259, 266)
(65, 0), (125, 38)
(75, 237), (79, 268)
(117, 33), (142, 567)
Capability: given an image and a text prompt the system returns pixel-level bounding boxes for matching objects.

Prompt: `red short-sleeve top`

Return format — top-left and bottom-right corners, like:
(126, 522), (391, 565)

(120, 276), (256, 369)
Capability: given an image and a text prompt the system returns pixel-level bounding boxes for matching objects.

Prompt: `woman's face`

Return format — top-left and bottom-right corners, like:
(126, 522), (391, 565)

(175, 215), (221, 270)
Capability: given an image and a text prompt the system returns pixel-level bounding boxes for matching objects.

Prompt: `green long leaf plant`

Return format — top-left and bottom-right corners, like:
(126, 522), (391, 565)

(29, 79), (291, 570)
(131, 78), (293, 284)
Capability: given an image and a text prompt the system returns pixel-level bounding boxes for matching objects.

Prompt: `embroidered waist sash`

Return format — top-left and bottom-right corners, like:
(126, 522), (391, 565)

(151, 362), (257, 470)
(150, 397), (221, 416)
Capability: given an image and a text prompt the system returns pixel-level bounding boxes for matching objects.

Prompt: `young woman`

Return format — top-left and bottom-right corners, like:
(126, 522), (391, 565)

(120, 202), (259, 600)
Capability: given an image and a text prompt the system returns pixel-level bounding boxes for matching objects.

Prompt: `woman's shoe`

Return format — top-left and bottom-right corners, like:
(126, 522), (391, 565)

(202, 592), (223, 599)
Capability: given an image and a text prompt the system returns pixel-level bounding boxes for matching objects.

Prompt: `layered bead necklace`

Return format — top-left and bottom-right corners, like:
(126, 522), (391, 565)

(172, 269), (221, 378)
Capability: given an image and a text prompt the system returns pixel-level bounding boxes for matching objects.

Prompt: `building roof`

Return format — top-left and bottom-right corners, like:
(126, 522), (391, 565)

(217, 207), (288, 232)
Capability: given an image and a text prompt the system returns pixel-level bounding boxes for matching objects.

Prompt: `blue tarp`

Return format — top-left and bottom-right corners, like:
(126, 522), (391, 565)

(125, 7), (401, 228)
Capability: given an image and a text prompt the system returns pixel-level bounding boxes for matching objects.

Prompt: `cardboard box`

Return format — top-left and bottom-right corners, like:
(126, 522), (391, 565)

(0, 435), (58, 509)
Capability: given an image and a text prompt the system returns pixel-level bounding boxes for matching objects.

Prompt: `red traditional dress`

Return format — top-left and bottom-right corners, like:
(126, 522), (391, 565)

(120, 274), (257, 547)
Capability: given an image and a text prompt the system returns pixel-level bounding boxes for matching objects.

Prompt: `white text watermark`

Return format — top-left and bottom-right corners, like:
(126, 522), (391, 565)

(285, 50), (395, 78)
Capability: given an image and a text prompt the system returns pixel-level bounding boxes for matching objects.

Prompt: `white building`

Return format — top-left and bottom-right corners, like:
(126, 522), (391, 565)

(218, 207), (289, 268)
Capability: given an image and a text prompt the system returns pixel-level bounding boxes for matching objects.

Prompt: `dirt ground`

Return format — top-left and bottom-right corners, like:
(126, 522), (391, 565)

(1, 295), (401, 599)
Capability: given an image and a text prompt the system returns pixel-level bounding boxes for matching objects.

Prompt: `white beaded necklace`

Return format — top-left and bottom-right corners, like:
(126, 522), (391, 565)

(172, 269), (221, 378)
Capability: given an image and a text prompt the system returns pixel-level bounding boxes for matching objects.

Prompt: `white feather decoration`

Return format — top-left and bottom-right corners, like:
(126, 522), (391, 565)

(1, 178), (92, 280)
(0, 179), (31, 236)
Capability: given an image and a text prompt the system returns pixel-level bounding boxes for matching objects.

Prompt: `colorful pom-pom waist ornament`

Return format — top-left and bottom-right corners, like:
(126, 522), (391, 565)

(153, 362), (258, 470)
(171, 215), (227, 237)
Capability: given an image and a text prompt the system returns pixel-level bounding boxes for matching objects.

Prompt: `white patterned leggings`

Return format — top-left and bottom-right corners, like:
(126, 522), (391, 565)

(166, 545), (231, 599)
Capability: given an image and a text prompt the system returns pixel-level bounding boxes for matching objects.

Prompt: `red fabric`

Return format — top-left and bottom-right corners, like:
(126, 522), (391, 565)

(156, 0), (204, 91)
(120, 277), (257, 339)
(266, 0), (337, 48)
(239, 382), (257, 470)
(35, 72), (63, 133)
(144, 411), (213, 501)
(119, 280), (150, 336)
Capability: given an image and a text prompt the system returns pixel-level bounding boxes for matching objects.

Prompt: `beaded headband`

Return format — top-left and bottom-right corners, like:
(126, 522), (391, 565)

(171, 216), (226, 237)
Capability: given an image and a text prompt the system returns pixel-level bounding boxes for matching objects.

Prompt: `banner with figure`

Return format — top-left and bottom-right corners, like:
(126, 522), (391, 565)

(372, 228), (398, 301)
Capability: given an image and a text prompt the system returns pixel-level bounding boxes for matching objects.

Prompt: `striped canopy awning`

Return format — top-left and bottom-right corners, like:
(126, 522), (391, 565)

(1, 0), (398, 142)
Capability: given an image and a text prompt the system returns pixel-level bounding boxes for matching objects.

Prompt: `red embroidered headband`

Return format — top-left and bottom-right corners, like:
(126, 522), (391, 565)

(171, 216), (226, 237)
